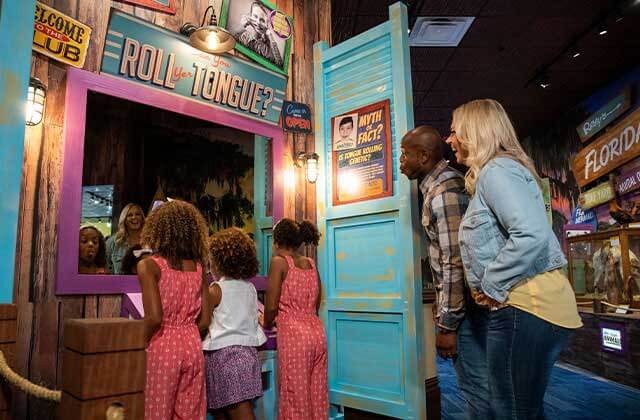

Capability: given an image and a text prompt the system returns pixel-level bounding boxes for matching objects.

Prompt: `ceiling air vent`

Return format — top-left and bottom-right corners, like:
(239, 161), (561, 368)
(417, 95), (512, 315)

(409, 17), (475, 47)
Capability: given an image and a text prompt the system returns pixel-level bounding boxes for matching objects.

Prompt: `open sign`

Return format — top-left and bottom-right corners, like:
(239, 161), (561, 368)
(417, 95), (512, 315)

(281, 101), (312, 133)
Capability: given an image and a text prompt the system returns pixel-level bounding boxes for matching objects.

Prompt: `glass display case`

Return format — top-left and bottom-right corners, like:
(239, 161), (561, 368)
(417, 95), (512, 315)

(567, 227), (640, 311)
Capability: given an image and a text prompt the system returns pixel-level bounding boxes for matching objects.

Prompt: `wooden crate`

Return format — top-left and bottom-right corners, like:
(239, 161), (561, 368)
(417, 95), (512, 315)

(59, 318), (145, 420)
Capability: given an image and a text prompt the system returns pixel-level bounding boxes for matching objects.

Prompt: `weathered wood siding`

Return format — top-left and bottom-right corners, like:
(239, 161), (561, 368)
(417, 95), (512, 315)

(14, 1), (330, 418)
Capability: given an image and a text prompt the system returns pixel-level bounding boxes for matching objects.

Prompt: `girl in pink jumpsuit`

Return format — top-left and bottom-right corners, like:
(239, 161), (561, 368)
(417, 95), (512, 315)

(264, 219), (328, 420)
(137, 200), (212, 420)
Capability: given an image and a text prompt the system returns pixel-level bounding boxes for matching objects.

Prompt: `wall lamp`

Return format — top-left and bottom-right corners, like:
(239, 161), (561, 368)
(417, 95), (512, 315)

(180, 5), (236, 54)
(25, 77), (46, 126)
(296, 152), (319, 183)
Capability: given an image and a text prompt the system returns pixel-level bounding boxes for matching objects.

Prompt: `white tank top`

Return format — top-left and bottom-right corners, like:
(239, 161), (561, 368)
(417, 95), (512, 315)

(202, 278), (267, 351)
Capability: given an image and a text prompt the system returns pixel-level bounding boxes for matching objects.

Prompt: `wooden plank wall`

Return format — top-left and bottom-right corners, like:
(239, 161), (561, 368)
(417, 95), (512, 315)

(14, 1), (331, 418)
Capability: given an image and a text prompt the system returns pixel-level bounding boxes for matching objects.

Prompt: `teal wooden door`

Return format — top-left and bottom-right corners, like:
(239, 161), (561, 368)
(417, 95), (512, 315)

(314, 3), (425, 419)
(0, 0), (36, 302)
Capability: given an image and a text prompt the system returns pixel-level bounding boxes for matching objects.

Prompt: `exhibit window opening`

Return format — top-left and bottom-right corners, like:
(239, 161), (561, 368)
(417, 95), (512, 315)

(80, 91), (263, 275)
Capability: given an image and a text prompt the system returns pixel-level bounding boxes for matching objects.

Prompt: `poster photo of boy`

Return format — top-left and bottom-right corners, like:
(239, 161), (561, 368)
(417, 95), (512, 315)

(333, 114), (358, 151)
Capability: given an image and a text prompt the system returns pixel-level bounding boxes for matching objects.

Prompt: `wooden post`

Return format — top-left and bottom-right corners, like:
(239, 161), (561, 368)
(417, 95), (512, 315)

(59, 318), (146, 420)
(0, 305), (17, 420)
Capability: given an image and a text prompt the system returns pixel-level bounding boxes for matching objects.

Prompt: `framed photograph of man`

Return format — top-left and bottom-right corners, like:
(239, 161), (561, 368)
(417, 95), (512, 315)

(220, 0), (293, 76)
(117, 0), (177, 14)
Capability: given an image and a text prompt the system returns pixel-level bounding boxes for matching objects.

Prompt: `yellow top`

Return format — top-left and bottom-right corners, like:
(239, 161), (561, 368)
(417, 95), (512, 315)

(506, 269), (583, 329)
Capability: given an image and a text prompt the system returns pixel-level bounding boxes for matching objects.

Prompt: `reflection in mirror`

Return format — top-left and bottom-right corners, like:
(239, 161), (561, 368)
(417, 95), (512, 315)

(78, 226), (107, 274)
(81, 91), (256, 275)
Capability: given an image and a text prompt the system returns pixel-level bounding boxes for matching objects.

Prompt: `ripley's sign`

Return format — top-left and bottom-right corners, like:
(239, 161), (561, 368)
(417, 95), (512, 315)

(100, 10), (287, 125)
(572, 107), (640, 188)
(576, 88), (631, 143)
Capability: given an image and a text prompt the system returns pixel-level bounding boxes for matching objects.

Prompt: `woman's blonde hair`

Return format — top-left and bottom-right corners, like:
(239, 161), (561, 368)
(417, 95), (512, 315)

(114, 203), (145, 245)
(452, 99), (540, 194)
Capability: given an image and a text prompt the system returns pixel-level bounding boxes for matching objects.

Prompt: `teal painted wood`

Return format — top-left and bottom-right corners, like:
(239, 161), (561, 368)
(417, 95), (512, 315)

(254, 136), (273, 274)
(254, 350), (278, 420)
(314, 3), (425, 419)
(0, 0), (36, 303)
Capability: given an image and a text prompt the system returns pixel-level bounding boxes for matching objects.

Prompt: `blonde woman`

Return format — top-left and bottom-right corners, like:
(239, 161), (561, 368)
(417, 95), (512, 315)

(106, 203), (145, 274)
(446, 99), (582, 419)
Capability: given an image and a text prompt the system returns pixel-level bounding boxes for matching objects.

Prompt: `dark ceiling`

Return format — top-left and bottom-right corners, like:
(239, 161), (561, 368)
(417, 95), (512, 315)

(331, 0), (640, 140)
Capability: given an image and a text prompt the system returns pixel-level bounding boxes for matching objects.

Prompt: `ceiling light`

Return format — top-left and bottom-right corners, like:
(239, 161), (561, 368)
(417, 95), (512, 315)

(571, 50), (581, 58)
(598, 26), (608, 35)
(537, 75), (551, 89)
(409, 17), (475, 47)
(180, 5), (235, 54)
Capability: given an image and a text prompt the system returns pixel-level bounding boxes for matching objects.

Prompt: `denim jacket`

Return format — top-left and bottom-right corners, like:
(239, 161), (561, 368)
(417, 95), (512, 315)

(458, 157), (566, 303)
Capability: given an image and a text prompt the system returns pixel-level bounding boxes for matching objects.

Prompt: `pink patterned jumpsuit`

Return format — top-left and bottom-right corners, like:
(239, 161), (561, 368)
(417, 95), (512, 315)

(144, 256), (206, 420)
(277, 256), (328, 420)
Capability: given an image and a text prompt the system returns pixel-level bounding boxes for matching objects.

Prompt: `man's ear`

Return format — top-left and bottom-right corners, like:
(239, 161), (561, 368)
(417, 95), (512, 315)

(418, 149), (430, 166)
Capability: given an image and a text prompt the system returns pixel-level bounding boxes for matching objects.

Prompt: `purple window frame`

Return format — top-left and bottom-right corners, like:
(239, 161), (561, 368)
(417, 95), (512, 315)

(56, 68), (285, 295)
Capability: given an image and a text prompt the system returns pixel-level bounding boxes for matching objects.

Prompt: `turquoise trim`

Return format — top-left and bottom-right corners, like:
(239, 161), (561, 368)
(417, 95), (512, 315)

(254, 136), (273, 274)
(314, 3), (424, 418)
(0, 0), (37, 303)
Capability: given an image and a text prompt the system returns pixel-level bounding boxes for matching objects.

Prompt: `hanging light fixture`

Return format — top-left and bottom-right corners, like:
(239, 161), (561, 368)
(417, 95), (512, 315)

(180, 5), (236, 54)
(25, 77), (46, 126)
(305, 153), (319, 183)
(296, 152), (320, 184)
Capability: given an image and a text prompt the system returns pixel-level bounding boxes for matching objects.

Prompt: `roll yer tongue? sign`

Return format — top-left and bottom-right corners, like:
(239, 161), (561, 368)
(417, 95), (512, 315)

(100, 10), (287, 125)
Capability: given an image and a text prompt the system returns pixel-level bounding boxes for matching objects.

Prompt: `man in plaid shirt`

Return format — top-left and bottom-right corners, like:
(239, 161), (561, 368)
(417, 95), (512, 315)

(400, 126), (469, 359)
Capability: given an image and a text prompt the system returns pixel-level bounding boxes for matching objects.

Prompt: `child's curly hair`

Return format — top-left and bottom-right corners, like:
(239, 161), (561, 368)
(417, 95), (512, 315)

(141, 200), (209, 268)
(273, 218), (320, 249)
(209, 227), (259, 279)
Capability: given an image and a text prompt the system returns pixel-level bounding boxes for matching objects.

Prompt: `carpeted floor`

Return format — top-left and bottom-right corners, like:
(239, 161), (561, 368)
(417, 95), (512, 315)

(439, 358), (640, 420)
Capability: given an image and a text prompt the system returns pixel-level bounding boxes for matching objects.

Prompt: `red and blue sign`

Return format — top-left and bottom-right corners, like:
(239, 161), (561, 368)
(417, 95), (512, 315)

(332, 100), (393, 205)
(281, 101), (311, 133)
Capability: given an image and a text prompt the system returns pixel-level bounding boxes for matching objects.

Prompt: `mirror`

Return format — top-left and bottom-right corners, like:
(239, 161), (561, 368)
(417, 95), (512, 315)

(80, 91), (257, 275)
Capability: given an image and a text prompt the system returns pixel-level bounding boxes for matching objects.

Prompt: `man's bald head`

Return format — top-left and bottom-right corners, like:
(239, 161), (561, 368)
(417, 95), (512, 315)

(402, 126), (443, 160)
(400, 125), (444, 180)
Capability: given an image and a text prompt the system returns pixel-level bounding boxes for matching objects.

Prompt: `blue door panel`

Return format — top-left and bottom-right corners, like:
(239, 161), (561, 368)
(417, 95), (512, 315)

(329, 213), (401, 296)
(314, 3), (424, 419)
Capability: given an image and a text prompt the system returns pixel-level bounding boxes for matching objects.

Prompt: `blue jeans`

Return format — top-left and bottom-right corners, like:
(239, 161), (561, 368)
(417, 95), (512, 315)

(453, 305), (573, 419)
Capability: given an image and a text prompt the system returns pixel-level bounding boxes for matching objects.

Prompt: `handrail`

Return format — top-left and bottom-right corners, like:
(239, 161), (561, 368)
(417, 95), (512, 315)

(0, 351), (61, 402)
(0, 350), (125, 419)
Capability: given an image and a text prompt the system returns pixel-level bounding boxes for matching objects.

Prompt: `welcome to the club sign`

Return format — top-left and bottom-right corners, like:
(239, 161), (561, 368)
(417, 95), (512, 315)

(100, 10), (287, 125)
(33, 1), (92, 68)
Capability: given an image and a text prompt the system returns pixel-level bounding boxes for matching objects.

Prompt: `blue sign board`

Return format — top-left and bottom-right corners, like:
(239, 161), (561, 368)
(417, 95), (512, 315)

(281, 101), (311, 133)
(577, 88), (631, 143)
(101, 10), (287, 125)
(571, 205), (597, 229)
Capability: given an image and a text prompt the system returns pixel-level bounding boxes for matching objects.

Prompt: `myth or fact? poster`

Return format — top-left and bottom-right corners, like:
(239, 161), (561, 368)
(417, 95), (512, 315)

(332, 100), (393, 205)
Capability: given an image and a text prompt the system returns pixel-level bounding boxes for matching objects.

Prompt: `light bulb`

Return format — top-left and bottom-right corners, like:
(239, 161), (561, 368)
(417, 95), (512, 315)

(207, 32), (219, 50)
(25, 80), (46, 126)
(306, 156), (319, 183)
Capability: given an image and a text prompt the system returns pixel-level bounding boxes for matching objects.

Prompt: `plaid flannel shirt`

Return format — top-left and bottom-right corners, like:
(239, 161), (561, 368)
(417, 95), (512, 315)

(420, 160), (469, 331)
